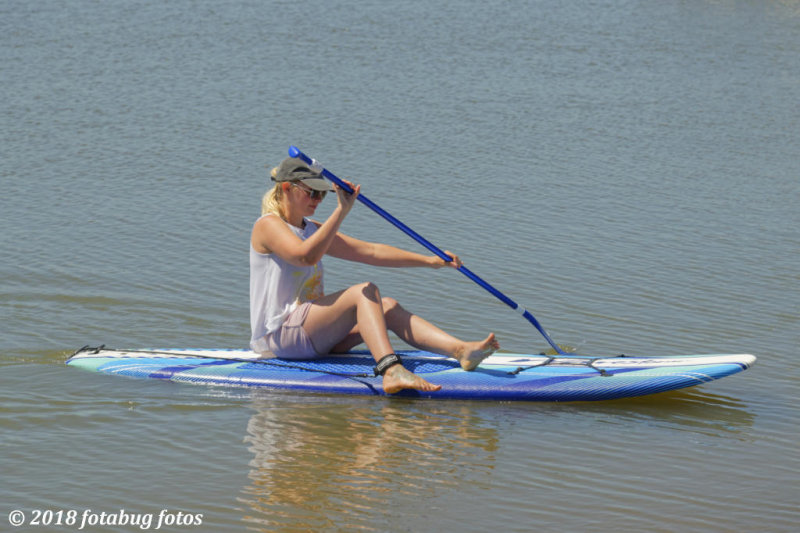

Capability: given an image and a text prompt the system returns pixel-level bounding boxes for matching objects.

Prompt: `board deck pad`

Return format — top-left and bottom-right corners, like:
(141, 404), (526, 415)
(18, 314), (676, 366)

(66, 347), (756, 402)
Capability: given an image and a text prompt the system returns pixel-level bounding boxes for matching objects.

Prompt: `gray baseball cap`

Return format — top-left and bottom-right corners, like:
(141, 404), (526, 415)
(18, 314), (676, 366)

(270, 157), (333, 191)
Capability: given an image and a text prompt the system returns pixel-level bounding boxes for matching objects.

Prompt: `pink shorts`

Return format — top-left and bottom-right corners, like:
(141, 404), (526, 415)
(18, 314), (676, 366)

(262, 302), (320, 359)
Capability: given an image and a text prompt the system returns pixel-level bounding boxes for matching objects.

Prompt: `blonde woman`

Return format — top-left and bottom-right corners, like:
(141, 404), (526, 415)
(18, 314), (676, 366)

(250, 156), (499, 394)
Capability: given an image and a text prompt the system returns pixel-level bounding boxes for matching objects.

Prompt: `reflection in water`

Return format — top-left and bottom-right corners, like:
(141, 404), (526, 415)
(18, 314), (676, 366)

(238, 395), (498, 531)
(234, 387), (761, 532)
(576, 388), (757, 439)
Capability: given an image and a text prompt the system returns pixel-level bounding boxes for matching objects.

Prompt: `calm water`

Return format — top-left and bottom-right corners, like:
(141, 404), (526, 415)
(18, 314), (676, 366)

(2, 0), (798, 531)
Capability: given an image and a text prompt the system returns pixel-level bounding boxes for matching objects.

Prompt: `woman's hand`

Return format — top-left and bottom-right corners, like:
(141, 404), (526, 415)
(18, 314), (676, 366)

(334, 179), (360, 215)
(430, 250), (462, 269)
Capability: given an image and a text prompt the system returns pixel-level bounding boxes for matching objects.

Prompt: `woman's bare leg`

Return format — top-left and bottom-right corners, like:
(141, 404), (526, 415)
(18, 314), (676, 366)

(329, 297), (499, 371)
(302, 282), (441, 394)
(383, 297), (498, 370)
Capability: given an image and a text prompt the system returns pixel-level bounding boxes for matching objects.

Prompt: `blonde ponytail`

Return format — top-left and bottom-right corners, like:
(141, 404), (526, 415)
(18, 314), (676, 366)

(261, 184), (287, 219)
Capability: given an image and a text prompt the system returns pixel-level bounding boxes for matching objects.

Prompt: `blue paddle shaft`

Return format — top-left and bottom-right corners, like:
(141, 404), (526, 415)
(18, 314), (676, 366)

(287, 146), (566, 355)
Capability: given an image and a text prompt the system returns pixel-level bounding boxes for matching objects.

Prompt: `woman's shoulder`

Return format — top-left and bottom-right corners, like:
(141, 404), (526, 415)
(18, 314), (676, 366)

(251, 214), (285, 251)
(253, 213), (281, 229)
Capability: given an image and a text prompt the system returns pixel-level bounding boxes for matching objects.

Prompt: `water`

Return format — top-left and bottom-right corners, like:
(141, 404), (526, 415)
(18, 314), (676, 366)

(2, 0), (798, 531)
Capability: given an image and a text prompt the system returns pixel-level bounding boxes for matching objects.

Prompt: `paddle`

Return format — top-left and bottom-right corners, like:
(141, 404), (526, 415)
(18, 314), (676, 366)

(287, 145), (569, 356)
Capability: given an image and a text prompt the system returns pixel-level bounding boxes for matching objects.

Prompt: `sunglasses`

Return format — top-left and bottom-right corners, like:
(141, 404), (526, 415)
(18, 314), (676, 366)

(292, 182), (327, 200)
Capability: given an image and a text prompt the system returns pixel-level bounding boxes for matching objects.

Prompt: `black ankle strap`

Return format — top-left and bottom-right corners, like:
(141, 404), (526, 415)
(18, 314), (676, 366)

(374, 354), (402, 376)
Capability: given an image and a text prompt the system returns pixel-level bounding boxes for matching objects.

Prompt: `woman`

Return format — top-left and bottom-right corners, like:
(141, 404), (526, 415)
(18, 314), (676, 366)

(250, 156), (499, 394)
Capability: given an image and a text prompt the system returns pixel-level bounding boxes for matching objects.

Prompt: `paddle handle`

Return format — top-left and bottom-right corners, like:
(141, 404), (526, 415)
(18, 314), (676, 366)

(287, 146), (567, 355)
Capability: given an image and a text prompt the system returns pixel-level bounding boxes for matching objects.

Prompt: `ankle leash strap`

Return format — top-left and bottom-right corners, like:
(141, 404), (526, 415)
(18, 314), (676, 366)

(374, 354), (402, 376)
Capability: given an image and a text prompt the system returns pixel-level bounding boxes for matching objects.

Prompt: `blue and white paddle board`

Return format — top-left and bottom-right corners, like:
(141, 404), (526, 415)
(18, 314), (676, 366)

(66, 346), (755, 401)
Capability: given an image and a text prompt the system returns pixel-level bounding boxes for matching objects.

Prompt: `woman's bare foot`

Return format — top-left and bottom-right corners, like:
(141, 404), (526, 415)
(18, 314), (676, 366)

(382, 364), (442, 395)
(453, 333), (499, 371)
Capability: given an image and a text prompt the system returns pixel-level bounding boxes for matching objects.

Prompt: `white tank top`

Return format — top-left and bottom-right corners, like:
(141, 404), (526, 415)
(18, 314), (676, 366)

(249, 215), (325, 351)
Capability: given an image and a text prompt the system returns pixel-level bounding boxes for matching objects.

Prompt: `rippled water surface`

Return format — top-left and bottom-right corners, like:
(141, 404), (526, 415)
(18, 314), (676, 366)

(2, 1), (798, 531)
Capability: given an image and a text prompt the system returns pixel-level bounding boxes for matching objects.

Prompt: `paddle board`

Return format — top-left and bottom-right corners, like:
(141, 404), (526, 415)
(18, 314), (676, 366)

(66, 346), (755, 401)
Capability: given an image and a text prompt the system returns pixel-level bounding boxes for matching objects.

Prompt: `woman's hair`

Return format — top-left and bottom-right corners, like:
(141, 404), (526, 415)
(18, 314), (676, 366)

(261, 184), (286, 218)
(261, 165), (287, 218)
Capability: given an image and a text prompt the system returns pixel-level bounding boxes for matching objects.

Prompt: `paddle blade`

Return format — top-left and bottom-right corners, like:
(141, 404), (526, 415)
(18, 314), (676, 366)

(540, 344), (579, 356)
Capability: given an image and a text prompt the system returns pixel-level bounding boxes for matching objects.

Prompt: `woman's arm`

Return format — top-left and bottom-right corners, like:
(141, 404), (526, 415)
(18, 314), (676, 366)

(251, 213), (346, 267)
(324, 230), (462, 269)
(251, 183), (361, 267)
